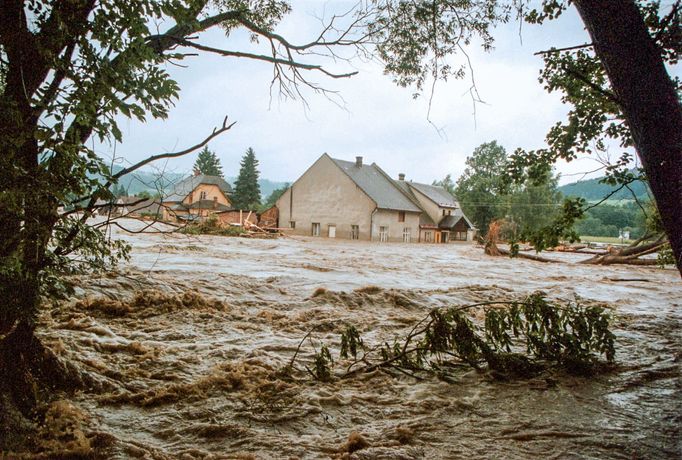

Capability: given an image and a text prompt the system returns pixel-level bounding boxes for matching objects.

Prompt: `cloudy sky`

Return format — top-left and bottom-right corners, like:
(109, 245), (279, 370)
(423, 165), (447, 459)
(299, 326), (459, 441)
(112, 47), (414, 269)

(97, 1), (679, 186)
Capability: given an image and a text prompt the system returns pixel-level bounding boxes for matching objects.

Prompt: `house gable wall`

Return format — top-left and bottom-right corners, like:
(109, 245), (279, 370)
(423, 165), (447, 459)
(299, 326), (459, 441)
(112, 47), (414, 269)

(276, 154), (376, 240)
(410, 186), (455, 224)
(182, 183), (231, 207)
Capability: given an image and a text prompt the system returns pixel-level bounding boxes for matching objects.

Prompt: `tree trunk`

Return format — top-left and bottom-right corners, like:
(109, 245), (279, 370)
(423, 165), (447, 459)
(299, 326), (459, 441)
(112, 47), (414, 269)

(573, 0), (682, 277)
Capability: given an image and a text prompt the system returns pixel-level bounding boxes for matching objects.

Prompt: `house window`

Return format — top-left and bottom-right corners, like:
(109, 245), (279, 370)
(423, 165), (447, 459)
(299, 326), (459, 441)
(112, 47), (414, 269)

(403, 227), (411, 243)
(290, 221), (296, 229)
(200, 191), (207, 200)
(442, 231), (449, 243)
(424, 231), (433, 243)
(454, 231), (467, 241)
(379, 226), (388, 242)
(398, 211), (405, 222)
(442, 209), (446, 216)
(312, 222), (320, 236)
(328, 224), (336, 238)
(447, 209), (452, 216)
(351, 225), (359, 240)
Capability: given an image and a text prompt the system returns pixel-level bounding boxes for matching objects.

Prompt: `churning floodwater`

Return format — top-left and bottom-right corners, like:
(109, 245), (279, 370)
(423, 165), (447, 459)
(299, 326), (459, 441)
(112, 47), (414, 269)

(34, 219), (681, 459)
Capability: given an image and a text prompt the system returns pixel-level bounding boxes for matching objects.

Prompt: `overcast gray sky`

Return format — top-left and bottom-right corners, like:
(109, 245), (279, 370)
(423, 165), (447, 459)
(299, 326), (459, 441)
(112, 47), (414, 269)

(96, 1), (680, 186)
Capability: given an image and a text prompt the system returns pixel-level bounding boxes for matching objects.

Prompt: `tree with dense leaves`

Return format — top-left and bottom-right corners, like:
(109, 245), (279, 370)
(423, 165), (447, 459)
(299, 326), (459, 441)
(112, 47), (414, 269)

(193, 146), (223, 177)
(232, 147), (262, 211)
(453, 141), (563, 238)
(454, 141), (508, 233)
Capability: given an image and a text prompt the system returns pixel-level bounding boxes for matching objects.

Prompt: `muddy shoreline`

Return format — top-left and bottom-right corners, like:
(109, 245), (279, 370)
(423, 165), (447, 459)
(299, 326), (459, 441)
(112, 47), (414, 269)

(17, 222), (682, 458)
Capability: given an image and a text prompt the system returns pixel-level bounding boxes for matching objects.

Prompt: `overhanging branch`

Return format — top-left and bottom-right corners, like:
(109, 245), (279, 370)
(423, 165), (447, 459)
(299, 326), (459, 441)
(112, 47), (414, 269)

(175, 38), (358, 79)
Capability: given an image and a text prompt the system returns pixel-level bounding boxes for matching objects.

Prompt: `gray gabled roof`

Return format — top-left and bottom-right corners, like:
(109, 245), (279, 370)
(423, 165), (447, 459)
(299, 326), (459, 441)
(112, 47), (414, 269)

(439, 209), (475, 229)
(408, 182), (459, 208)
(164, 174), (232, 203)
(330, 157), (422, 212)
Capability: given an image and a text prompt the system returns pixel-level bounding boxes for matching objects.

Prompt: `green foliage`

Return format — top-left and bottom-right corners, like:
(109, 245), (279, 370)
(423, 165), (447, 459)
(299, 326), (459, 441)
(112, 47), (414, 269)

(574, 202), (648, 238)
(232, 147), (262, 210)
(657, 247), (675, 268)
(454, 141), (508, 232)
(371, 0), (510, 96)
(454, 141), (564, 239)
(193, 146), (224, 177)
(293, 293), (616, 382)
(311, 344), (334, 382)
(340, 325), (364, 360)
(524, 198), (583, 252)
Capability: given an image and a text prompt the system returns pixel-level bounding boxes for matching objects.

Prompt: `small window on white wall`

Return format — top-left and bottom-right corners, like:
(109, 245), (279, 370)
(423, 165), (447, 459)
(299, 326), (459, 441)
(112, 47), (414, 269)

(312, 222), (320, 236)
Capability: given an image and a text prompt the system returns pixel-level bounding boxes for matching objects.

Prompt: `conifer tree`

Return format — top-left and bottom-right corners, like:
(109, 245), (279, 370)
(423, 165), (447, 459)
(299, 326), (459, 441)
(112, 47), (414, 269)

(232, 147), (262, 210)
(193, 146), (223, 177)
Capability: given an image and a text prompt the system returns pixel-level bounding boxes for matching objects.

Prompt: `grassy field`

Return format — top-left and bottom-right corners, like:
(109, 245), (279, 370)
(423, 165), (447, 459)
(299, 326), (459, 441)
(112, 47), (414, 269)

(579, 235), (633, 245)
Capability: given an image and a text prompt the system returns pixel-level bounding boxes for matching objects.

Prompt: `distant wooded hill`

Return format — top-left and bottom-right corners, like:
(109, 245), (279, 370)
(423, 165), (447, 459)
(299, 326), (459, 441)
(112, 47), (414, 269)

(112, 166), (288, 203)
(558, 174), (650, 202)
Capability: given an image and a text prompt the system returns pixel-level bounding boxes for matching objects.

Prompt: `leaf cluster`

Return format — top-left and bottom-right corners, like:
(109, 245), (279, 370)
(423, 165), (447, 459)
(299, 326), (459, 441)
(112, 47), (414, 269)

(371, 0), (510, 96)
(293, 293), (616, 382)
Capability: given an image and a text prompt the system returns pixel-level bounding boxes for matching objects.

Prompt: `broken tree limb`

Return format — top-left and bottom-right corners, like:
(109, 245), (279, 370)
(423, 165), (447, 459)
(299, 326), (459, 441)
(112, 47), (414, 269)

(579, 235), (668, 265)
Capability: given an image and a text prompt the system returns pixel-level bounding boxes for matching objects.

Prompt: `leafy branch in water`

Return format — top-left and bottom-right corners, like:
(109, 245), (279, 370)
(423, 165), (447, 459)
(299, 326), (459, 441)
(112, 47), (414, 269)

(290, 293), (615, 382)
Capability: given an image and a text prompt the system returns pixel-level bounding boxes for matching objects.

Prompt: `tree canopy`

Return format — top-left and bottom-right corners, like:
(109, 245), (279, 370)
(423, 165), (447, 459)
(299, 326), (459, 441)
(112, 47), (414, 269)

(232, 147), (262, 211)
(193, 146), (223, 177)
(453, 141), (563, 238)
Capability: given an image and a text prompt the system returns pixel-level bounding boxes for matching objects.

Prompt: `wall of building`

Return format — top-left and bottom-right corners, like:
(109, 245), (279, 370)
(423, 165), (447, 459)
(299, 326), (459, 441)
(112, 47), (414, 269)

(276, 155), (377, 240)
(371, 210), (420, 242)
(183, 184), (230, 207)
(409, 186), (455, 225)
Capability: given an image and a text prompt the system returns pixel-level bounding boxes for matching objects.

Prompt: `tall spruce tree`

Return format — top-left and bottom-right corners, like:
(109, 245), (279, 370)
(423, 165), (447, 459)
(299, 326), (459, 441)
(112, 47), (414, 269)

(193, 146), (223, 177)
(232, 147), (262, 210)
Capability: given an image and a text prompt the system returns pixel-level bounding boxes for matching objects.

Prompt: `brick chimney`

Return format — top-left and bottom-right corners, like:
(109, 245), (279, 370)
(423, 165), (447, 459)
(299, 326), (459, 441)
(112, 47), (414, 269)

(213, 196), (218, 209)
(193, 168), (201, 177)
(355, 156), (363, 167)
(398, 173), (405, 181)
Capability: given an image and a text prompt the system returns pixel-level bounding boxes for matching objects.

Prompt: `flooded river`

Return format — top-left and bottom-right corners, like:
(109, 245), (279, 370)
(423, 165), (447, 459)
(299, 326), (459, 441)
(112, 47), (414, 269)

(35, 220), (681, 458)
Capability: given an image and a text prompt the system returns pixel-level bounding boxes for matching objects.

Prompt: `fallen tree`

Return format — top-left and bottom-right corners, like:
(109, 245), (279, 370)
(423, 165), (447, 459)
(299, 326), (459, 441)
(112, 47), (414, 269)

(482, 219), (671, 267)
(483, 220), (557, 263)
(579, 234), (670, 266)
(286, 292), (616, 382)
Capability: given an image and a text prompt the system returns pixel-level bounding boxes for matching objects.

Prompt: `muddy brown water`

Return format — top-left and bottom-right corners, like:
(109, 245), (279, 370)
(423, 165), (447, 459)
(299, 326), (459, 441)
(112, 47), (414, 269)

(35, 219), (681, 459)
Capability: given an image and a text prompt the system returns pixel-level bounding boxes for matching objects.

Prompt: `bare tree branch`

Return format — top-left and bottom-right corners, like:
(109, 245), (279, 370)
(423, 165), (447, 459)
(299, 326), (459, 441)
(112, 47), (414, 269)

(534, 43), (594, 55)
